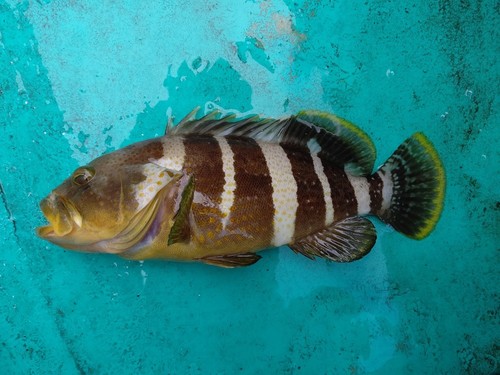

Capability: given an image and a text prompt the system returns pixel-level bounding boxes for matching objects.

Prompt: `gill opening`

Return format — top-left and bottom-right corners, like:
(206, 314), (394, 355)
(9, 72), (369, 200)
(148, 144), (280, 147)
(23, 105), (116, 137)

(103, 186), (167, 252)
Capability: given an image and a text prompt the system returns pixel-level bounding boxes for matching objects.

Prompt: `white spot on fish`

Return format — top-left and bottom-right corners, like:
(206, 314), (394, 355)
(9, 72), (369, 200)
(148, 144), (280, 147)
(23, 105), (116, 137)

(259, 142), (298, 246)
(217, 137), (236, 228)
(157, 137), (185, 171)
(133, 162), (174, 211)
(347, 175), (371, 215)
(310, 149), (334, 225)
(378, 170), (393, 213)
(306, 138), (321, 154)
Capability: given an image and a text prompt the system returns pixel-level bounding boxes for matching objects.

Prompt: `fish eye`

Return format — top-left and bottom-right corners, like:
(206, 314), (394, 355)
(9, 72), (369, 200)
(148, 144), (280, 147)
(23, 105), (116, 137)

(72, 166), (96, 186)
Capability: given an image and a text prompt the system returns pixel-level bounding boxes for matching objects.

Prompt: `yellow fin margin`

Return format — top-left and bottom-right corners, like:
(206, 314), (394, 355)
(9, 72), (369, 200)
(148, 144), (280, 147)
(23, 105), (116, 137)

(412, 132), (446, 239)
(296, 110), (377, 175)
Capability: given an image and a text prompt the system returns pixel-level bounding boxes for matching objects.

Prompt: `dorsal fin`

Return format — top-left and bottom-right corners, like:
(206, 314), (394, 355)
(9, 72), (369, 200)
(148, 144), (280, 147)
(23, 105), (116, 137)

(166, 109), (281, 139)
(167, 109), (376, 176)
(293, 111), (376, 176)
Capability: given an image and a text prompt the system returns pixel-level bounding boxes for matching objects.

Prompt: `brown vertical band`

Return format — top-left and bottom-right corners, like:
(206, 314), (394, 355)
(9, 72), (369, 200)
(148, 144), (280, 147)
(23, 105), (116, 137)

(122, 138), (165, 164)
(225, 136), (274, 248)
(321, 158), (357, 221)
(182, 135), (225, 242)
(182, 135), (224, 204)
(281, 143), (326, 240)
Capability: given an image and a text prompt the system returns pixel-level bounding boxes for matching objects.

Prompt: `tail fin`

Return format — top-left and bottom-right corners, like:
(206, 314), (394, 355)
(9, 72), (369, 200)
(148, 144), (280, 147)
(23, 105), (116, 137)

(375, 133), (445, 239)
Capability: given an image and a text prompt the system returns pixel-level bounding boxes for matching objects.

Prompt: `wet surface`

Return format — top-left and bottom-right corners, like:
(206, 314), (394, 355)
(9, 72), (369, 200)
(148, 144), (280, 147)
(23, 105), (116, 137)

(0, 1), (498, 373)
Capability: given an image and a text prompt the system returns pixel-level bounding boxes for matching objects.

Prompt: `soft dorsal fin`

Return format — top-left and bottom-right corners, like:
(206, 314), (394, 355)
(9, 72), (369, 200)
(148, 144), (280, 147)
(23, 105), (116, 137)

(197, 253), (262, 268)
(290, 216), (377, 262)
(167, 109), (376, 176)
(167, 175), (195, 245)
(294, 111), (376, 176)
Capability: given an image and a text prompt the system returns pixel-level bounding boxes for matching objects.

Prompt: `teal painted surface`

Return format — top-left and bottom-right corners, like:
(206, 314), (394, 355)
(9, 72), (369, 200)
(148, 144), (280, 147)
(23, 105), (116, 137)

(0, 0), (498, 373)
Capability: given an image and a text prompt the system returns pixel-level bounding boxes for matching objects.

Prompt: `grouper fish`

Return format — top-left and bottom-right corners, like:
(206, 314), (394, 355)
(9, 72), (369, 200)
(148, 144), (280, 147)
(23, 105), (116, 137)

(37, 110), (445, 268)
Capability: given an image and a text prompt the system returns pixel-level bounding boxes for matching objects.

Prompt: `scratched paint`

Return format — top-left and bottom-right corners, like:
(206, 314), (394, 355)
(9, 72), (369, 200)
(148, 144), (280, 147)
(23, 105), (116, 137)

(0, 1), (498, 374)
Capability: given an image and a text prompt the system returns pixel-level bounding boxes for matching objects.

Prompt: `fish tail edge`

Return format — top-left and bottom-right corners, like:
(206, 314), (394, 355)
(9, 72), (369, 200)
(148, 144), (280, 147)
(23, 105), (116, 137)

(375, 132), (445, 240)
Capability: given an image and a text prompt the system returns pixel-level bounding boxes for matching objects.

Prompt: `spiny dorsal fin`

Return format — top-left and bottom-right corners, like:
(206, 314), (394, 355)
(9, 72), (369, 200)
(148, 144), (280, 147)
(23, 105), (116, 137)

(197, 253), (262, 268)
(290, 217), (377, 262)
(168, 109), (280, 139)
(167, 175), (195, 245)
(167, 109), (376, 176)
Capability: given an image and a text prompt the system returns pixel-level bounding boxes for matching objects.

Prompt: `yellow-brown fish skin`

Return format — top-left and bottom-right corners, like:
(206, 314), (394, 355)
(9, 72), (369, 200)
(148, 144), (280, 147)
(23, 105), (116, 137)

(37, 138), (171, 253)
(37, 110), (445, 267)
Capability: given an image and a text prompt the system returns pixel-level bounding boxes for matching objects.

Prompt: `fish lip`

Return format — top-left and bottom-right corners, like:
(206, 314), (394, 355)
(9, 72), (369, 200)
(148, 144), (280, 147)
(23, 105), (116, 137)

(36, 224), (55, 238)
(36, 194), (79, 238)
(36, 197), (56, 238)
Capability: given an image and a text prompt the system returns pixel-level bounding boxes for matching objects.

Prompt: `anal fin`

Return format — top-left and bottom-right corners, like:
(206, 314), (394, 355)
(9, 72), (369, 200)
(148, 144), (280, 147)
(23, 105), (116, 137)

(198, 253), (262, 268)
(290, 217), (377, 262)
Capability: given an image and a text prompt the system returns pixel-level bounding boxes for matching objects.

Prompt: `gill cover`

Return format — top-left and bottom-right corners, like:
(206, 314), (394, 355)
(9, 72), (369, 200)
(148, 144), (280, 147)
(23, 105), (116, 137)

(102, 168), (190, 253)
(119, 172), (195, 259)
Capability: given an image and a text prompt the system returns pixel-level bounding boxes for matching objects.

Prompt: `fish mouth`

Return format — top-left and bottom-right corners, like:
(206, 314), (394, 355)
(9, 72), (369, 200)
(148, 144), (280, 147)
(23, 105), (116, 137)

(37, 194), (82, 239)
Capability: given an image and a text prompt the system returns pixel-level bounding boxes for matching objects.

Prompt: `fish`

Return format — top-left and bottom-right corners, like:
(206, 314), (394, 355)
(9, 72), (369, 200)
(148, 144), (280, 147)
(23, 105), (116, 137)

(37, 109), (445, 268)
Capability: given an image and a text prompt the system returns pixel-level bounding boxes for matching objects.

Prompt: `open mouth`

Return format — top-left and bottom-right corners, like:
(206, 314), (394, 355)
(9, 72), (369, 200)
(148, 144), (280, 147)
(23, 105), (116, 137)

(37, 194), (82, 238)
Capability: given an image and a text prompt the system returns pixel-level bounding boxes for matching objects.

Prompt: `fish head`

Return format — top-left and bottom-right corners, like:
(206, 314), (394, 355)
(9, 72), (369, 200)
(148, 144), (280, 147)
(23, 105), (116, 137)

(37, 144), (183, 254)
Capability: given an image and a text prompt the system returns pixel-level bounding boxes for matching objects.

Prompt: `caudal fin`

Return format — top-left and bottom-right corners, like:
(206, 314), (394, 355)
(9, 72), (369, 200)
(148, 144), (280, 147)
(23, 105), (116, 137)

(375, 133), (445, 239)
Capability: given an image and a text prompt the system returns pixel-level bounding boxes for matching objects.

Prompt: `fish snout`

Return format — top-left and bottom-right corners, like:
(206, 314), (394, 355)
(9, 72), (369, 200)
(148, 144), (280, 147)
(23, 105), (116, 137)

(37, 193), (81, 238)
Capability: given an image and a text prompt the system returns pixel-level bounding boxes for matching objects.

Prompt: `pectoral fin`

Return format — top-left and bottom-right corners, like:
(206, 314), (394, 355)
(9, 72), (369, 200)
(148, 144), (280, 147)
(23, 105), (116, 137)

(198, 253), (262, 268)
(167, 175), (195, 245)
(290, 217), (377, 262)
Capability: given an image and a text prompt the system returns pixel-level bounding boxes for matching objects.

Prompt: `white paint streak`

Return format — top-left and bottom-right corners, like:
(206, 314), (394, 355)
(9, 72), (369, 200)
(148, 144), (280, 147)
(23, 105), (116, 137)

(25, 0), (316, 163)
(259, 142), (298, 246)
(347, 175), (371, 215)
(378, 170), (393, 212)
(310, 151), (334, 225)
(15, 70), (26, 93)
(217, 137), (236, 228)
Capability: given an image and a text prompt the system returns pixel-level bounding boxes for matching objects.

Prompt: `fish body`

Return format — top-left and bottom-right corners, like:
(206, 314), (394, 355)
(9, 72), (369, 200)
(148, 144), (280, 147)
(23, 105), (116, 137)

(37, 110), (445, 267)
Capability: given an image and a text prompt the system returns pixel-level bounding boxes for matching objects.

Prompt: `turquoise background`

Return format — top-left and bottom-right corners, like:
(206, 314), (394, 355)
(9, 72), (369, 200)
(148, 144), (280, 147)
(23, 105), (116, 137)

(1, 1), (498, 374)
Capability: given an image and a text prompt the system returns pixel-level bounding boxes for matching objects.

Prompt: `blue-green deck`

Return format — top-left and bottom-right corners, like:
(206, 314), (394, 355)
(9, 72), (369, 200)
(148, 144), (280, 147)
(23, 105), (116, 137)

(0, 1), (498, 374)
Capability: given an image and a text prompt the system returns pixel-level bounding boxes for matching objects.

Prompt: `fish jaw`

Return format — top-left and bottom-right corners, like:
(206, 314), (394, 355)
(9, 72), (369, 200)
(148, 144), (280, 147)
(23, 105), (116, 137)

(36, 192), (119, 251)
(37, 193), (77, 239)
